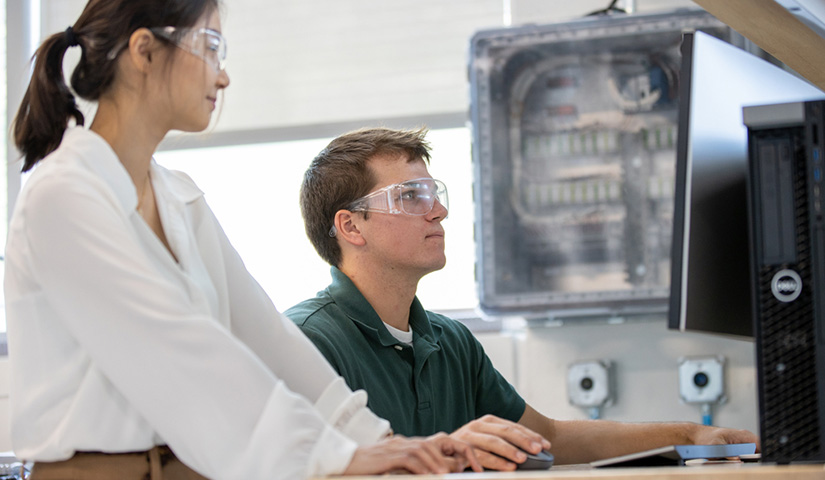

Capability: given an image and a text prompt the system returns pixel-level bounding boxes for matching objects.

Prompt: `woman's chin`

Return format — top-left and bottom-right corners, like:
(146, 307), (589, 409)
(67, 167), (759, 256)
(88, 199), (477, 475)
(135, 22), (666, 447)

(175, 120), (213, 134)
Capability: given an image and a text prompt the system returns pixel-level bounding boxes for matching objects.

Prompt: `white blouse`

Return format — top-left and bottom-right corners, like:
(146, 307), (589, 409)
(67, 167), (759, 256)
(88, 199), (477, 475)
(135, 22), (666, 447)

(4, 127), (389, 479)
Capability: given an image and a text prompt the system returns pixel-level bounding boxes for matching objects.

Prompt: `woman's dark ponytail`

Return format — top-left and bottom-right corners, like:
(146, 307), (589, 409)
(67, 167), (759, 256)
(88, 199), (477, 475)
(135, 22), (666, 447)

(11, 0), (220, 173)
(13, 29), (85, 172)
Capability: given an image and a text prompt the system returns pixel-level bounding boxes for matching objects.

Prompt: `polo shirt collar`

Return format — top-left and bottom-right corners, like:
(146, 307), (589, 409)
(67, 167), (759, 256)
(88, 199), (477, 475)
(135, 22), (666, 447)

(326, 267), (441, 346)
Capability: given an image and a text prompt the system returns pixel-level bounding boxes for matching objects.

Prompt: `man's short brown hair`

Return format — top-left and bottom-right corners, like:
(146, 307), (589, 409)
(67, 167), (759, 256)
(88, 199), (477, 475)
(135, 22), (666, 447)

(300, 127), (432, 267)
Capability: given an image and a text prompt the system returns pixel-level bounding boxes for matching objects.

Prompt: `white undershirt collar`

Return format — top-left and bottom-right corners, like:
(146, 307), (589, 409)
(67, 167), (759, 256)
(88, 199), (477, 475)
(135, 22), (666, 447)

(383, 322), (413, 345)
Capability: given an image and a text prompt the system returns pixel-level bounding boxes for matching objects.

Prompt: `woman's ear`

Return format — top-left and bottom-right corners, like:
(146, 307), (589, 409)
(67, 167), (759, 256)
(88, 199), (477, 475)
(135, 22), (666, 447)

(126, 28), (161, 73)
(334, 210), (366, 247)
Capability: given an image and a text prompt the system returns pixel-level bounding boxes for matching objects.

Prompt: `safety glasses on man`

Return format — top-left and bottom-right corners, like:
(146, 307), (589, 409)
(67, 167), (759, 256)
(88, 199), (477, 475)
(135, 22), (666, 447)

(349, 177), (449, 216)
(150, 26), (227, 71)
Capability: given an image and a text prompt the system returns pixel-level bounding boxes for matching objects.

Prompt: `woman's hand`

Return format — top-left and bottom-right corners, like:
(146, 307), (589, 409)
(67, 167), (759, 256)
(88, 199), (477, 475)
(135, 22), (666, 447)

(343, 432), (482, 475)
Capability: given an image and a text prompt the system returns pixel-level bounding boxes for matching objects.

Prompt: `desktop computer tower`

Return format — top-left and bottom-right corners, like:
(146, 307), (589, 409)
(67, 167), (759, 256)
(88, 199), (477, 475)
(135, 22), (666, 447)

(744, 100), (825, 463)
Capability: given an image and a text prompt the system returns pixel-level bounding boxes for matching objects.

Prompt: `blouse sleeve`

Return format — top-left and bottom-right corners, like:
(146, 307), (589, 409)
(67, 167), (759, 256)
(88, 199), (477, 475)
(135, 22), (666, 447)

(198, 198), (391, 445)
(15, 166), (384, 478)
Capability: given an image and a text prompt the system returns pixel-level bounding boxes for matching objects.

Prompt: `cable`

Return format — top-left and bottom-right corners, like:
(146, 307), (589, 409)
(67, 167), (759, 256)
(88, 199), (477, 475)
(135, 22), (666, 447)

(585, 0), (627, 17)
(701, 403), (713, 426)
(588, 406), (601, 420)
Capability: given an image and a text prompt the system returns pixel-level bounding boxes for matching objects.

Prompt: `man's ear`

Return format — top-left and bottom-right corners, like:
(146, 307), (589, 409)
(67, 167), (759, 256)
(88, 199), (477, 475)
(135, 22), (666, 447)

(334, 210), (366, 247)
(126, 27), (161, 73)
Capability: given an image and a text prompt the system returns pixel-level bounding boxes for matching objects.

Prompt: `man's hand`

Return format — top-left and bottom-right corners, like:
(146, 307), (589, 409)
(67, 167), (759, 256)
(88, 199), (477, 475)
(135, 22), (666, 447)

(343, 432), (482, 475)
(690, 426), (761, 452)
(450, 415), (552, 471)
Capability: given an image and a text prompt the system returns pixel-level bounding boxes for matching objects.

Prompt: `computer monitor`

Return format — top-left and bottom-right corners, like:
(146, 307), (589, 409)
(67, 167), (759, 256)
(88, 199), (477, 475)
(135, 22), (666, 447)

(668, 30), (825, 339)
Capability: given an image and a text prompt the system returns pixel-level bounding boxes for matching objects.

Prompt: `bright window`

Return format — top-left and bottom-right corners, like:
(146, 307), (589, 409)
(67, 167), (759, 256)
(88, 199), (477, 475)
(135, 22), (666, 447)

(154, 127), (478, 313)
(0, 0), (9, 334)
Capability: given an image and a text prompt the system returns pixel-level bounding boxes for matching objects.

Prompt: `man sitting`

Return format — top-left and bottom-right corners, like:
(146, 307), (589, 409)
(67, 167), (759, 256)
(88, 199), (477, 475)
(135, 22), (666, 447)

(286, 127), (759, 470)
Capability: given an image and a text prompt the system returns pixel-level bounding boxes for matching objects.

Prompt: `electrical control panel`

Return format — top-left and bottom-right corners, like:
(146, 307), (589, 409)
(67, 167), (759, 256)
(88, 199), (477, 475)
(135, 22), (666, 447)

(469, 10), (741, 319)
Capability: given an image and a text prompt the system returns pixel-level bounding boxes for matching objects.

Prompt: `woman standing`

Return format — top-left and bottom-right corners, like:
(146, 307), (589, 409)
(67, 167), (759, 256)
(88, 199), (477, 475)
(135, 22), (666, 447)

(6, 1), (478, 478)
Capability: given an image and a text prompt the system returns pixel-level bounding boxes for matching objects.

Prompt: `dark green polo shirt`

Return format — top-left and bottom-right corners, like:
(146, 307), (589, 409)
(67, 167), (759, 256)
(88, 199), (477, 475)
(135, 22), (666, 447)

(286, 267), (525, 437)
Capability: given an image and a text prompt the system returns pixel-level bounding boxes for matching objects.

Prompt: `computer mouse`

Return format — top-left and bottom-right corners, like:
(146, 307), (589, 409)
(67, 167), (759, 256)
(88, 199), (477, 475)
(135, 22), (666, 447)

(517, 449), (554, 470)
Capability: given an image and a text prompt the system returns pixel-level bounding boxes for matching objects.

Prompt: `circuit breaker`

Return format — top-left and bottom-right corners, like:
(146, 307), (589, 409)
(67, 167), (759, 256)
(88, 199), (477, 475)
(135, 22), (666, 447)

(469, 9), (740, 318)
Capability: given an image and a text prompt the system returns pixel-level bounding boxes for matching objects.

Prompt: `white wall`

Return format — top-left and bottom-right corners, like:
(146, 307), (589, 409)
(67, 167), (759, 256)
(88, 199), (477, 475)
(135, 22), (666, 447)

(474, 321), (757, 436)
(505, 321), (756, 432)
(42, 0), (505, 135)
(40, 0), (697, 138)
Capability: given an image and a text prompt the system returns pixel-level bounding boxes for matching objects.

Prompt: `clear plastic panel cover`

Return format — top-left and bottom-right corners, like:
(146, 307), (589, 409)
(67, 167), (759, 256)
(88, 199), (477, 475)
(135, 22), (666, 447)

(469, 10), (733, 318)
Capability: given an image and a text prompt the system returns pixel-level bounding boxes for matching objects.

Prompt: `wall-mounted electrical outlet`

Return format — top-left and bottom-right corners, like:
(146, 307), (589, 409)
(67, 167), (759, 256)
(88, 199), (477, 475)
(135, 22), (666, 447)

(567, 360), (614, 408)
(678, 355), (726, 404)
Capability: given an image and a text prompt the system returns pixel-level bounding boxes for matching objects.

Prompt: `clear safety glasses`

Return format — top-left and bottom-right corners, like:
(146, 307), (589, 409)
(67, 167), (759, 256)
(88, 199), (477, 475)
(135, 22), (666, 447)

(328, 178), (449, 237)
(349, 177), (449, 216)
(150, 26), (227, 71)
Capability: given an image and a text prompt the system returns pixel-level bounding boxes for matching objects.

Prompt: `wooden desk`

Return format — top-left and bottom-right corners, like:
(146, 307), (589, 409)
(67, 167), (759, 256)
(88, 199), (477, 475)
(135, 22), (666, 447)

(324, 463), (825, 479)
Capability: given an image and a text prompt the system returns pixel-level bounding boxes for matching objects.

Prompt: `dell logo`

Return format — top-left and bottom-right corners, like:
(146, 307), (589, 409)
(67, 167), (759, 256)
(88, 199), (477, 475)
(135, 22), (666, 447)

(771, 269), (803, 303)
(775, 280), (798, 293)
